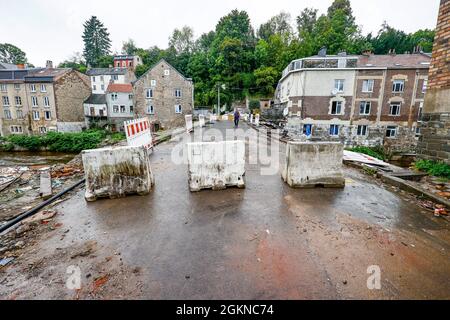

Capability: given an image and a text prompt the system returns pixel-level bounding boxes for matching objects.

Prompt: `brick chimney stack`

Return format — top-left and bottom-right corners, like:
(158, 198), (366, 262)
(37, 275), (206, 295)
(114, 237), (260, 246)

(46, 60), (53, 69)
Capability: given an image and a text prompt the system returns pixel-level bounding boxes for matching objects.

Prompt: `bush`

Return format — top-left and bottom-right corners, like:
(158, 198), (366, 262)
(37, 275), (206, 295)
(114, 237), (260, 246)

(5, 130), (107, 153)
(414, 159), (450, 179)
(347, 146), (386, 160)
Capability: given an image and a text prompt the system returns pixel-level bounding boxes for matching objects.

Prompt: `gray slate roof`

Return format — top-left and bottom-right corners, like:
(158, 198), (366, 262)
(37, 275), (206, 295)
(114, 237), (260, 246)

(0, 62), (19, 70)
(86, 68), (128, 76)
(84, 94), (107, 105)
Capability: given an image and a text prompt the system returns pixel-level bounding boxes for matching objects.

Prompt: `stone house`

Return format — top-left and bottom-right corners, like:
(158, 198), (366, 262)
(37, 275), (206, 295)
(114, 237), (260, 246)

(0, 66), (91, 135)
(276, 51), (431, 152)
(133, 59), (194, 130)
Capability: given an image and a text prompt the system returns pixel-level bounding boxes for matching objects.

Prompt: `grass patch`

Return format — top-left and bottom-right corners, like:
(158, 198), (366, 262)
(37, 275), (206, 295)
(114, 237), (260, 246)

(346, 146), (386, 160)
(414, 159), (450, 179)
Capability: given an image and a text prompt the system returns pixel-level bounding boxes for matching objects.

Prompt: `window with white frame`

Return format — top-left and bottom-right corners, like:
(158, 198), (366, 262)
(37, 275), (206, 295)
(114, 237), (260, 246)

(40, 84), (46, 92)
(113, 105), (119, 113)
(113, 75), (118, 81)
(2, 96), (10, 106)
(92, 76), (96, 82)
(386, 126), (397, 138)
(146, 104), (154, 114)
(359, 101), (371, 115)
(111, 93), (118, 101)
(357, 125), (368, 136)
(392, 80), (404, 92)
(10, 125), (23, 134)
(362, 79), (374, 93)
(330, 101), (342, 115)
(32, 110), (39, 120)
(31, 96), (38, 106)
(14, 83), (20, 90)
(334, 79), (344, 92)
(175, 89), (182, 98)
(93, 85), (96, 91)
(146, 88), (153, 98)
(128, 94), (133, 100)
(16, 109), (23, 119)
(120, 105), (126, 113)
(164, 69), (170, 76)
(175, 104), (182, 114)
(4, 109), (12, 119)
(44, 110), (51, 120)
(100, 76), (104, 82)
(129, 106), (134, 113)
(39, 127), (47, 134)
(329, 124), (339, 136)
(150, 80), (156, 86)
(30, 84), (36, 92)
(0, 84), (7, 92)
(389, 102), (401, 116)
(101, 84), (105, 91)
(15, 96), (22, 106)
(44, 96), (50, 107)
(422, 79), (428, 93)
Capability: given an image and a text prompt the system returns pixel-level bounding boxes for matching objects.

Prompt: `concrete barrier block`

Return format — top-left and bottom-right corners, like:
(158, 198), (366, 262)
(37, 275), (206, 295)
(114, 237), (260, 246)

(187, 140), (245, 192)
(199, 114), (205, 127)
(82, 146), (154, 201)
(185, 115), (193, 133)
(282, 142), (345, 188)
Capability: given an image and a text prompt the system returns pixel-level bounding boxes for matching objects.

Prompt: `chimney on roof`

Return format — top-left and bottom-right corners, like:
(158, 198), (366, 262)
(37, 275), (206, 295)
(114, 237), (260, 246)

(46, 60), (53, 69)
(318, 47), (327, 57)
(362, 49), (373, 56)
(17, 63), (25, 69)
(389, 49), (396, 56)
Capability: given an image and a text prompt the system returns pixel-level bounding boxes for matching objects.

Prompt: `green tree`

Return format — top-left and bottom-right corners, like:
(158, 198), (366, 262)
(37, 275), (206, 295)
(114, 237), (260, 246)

(0, 43), (28, 64)
(169, 26), (194, 54)
(58, 52), (87, 73)
(82, 16), (112, 67)
(257, 12), (293, 41)
(96, 55), (114, 68)
(254, 66), (279, 95)
(122, 39), (137, 55)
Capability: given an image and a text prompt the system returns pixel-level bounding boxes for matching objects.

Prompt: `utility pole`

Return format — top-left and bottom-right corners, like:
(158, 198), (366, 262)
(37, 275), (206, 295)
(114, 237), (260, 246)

(217, 84), (220, 116)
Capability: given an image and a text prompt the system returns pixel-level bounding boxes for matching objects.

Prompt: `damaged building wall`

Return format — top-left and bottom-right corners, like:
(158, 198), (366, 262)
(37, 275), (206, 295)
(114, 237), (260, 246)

(277, 53), (430, 154)
(417, 0), (450, 163)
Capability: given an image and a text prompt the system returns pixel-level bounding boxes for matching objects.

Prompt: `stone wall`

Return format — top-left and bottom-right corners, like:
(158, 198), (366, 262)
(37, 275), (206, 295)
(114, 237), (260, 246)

(417, 0), (450, 163)
(55, 70), (91, 125)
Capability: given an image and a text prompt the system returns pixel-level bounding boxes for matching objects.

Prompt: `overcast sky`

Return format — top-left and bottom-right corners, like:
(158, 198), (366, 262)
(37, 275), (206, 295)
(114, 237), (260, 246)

(1, 0), (440, 67)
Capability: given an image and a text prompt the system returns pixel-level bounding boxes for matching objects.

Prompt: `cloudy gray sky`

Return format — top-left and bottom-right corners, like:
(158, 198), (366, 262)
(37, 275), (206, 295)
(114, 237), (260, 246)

(1, 0), (440, 67)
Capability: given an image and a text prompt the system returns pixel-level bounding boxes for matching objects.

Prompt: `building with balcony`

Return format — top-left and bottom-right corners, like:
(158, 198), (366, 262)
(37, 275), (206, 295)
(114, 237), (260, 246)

(275, 50), (431, 152)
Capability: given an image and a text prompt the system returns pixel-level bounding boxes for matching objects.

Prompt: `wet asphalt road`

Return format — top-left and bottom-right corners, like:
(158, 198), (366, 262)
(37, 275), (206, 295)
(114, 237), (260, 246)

(3, 120), (449, 299)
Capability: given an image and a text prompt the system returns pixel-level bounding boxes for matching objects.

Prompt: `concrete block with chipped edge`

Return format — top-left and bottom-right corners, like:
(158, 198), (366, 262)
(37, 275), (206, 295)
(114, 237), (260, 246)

(82, 145), (154, 201)
(187, 140), (245, 192)
(282, 141), (345, 188)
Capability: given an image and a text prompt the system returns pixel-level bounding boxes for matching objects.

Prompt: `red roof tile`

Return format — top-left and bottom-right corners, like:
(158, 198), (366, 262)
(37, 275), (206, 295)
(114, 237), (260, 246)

(106, 83), (133, 93)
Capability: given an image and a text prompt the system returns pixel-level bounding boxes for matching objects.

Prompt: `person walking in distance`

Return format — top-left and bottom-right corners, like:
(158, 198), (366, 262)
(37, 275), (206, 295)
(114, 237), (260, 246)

(234, 109), (240, 128)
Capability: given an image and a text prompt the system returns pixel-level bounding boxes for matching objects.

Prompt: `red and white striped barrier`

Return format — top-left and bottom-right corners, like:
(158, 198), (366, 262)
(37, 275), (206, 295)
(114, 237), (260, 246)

(124, 118), (153, 150)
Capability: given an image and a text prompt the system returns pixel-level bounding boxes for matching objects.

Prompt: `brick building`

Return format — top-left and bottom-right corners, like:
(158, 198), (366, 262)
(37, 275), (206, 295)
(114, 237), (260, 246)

(417, 0), (450, 163)
(0, 66), (91, 135)
(113, 55), (142, 71)
(276, 51), (431, 152)
(133, 59), (194, 130)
